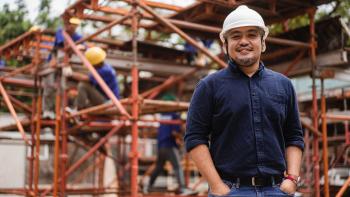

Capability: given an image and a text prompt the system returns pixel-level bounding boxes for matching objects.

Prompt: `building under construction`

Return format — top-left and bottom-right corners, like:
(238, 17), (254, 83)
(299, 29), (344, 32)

(0, 0), (350, 196)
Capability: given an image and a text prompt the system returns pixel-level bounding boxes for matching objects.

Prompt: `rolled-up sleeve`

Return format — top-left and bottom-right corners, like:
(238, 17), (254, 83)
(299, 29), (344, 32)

(283, 81), (304, 151)
(184, 80), (213, 152)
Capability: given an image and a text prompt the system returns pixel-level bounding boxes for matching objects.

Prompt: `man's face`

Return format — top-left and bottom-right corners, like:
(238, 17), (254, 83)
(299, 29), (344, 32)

(65, 23), (78, 35)
(225, 26), (263, 67)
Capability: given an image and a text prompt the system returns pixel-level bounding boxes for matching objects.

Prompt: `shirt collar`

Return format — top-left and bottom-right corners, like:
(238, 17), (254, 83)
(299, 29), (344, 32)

(228, 60), (265, 77)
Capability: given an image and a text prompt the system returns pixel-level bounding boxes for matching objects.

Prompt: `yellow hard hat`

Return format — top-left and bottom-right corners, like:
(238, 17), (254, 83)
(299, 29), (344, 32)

(85, 47), (106, 65)
(29, 26), (41, 32)
(69, 17), (81, 25)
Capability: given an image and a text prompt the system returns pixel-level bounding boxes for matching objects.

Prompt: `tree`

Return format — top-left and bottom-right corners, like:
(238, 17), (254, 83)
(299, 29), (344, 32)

(35, 0), (60, 29)
(269, 0), (350, 35)
(0, 0), (32, 45)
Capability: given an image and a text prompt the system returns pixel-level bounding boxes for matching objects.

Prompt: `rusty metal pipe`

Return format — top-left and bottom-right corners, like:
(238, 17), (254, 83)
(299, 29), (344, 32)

(0, 82), (30, 145)
(40, 124), (123, 196)
(34, 93), (42, 196)
(62, 31), (131, 119)
(336, 175), (350, 197)
(130, 4), (139, 196)
(76, 14), (131, 45)
(141, 68), (198, 98)
(0, 63), (33, 80)
(136, 0), (227, 68)
(53, 78), (61, 197)
(309, 8), (320, 197)
(321, 79), (330, 197)
(7, 94), (32, 113)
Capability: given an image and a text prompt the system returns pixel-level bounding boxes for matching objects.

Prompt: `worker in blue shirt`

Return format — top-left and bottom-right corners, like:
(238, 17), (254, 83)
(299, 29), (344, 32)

(42, 17), (84, 119)
(185, 5), (304, 197)
(143, 94), (196, 196)
(72, 47), (120, 110)
(0, 59), (5, 67)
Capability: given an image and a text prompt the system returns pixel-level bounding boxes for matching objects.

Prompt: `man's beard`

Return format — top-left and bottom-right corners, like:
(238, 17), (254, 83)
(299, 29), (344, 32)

(235, 56), (259, 67)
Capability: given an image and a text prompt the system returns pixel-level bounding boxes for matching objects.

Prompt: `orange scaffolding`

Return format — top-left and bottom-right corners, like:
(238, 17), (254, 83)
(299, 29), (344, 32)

(0, 0), (349, 196)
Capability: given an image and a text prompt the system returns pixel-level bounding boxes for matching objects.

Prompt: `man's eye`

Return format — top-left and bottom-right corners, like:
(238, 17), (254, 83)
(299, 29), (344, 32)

(248, 33), (259, 38)
(231, 35), (241, 39)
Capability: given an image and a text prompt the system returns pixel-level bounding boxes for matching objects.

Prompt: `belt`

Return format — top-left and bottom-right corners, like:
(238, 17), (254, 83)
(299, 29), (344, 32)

(232, 176), (283, 187)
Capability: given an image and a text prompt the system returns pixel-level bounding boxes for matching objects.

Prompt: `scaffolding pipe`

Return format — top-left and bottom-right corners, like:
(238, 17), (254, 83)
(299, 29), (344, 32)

(34, 91), (42, 196)
(76, 14), (131, 45)
(60, 51), (70, 196)
(62, 31), (131, 119)
(325, 114), (350, 121)
(41, 124), (124, 197)
(33, 32), (42, 196)
(336, 176), (350, 197)
(309, 8), (320, 197)
(141, 68), (198, 98)
(0, 82), (30, 145)
(0, 31), (35, 54)
(321, 79), (330, 197)
(8, 94), (32, 113)
(28, 89), (36, 197)
(0, 63), (33, 80)
(130, 4), (140, 197)
(136, 0), (227, 68)
(53, 76), (62, 197)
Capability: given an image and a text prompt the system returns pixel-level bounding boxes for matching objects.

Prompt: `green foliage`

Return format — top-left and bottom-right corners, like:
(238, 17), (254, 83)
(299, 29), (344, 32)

(35, 0), (61, 29)
(0, 0), (32, 45)
(269, 0), (350, 35)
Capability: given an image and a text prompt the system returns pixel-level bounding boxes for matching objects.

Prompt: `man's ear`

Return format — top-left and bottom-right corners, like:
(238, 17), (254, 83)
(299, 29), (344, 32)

(261, 40), (266, 52)
(222, 42), (227, 54)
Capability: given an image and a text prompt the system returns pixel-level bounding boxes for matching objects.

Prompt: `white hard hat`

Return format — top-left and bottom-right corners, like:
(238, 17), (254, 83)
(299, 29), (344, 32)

(220, 5), (269, 52)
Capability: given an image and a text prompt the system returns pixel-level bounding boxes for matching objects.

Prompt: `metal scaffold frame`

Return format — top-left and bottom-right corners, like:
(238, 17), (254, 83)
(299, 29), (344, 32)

(0, 0), (349, 196)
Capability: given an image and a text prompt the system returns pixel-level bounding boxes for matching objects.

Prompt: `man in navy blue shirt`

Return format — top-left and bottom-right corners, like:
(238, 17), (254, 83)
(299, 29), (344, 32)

(185, 5), (304, 197)
(143, 94), (196, 196)
(42, 17), (84, 119)
(73, 47), (120, 110)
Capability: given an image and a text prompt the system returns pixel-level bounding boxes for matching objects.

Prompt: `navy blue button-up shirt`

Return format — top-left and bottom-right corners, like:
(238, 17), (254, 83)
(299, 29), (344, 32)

(158, 113), (181, 148)
(184, 61), (304, 179)
(89, 63), (120, 99)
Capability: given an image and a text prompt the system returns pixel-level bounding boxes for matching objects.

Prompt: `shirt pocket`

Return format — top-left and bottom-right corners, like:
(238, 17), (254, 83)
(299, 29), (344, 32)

(264, 93), (286, 121)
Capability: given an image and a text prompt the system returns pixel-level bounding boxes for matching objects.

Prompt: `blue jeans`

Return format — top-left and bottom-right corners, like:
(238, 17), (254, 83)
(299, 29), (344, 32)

(208, 180), (294, 197)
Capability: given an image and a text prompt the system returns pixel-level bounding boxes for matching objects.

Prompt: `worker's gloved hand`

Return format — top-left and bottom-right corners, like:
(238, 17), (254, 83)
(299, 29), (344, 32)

(62, 66), (73, 77)
(77, 44), (85, 50)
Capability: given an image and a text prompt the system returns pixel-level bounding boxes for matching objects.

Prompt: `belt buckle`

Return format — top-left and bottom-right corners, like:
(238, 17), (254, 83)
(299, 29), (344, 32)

(252, 177), (256, 186)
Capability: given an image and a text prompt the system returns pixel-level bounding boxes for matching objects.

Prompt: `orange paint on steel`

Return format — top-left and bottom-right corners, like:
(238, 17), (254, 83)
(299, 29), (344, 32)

(136, 0), (227, 68)
(72, 156), (104, 185)
(130, 4), (139, 196)
(8, 94), (32, 113)
(28, 94), (36, 196)
(0, 63), (33, 80)
(141, 68), (198, 98)
(34, 94), (42, 196)
(0, 31), (35, 54)
(266, 37), (310, 48)
(321, 79), (330, 197)
(41, 125), (124, 196)
(62, 31), (131, 119)
(283, 50), (306, 76)
(60, 51), (71, 197)
(0, 82), (31, 145)
(300, 119), (322, 137)
(325, 114), (350, 121)
(336, 175), (350, 197)
(53, 83), (61, 197)
(33, 31), (42, 197)
(75, 14), (131, 45)
(140, 0), (183, 12)
(309, 8), (320, 197)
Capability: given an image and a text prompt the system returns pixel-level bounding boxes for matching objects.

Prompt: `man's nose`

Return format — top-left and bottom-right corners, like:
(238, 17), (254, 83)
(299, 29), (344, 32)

(239, 35), (250, 45)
